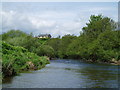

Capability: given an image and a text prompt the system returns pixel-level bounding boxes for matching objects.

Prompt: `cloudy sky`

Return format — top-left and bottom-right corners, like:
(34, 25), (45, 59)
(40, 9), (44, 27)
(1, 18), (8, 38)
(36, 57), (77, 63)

(1, 2), (118, 37)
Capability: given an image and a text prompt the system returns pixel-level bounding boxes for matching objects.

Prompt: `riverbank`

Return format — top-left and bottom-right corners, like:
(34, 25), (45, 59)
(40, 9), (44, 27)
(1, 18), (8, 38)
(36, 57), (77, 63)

(51, 58), (120, 65)
(108, 59), (120, 65)
(81, 59), (120, 65)
(2, 41), (50, 78)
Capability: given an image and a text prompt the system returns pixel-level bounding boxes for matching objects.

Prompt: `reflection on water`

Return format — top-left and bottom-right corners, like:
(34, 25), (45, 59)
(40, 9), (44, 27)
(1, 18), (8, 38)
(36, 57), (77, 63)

(2, 59), (119, 88)
(76, 66), (118, 88)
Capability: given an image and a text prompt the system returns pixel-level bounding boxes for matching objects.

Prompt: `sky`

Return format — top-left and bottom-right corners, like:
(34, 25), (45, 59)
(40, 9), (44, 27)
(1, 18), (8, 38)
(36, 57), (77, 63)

(1, 2), (118, 37)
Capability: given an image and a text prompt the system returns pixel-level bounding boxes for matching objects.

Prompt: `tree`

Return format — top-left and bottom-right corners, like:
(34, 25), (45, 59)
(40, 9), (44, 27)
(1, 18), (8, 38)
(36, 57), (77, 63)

(46, 38), (61, 57)
(82, 15), (117, 39)
(2, 30), (27, 40)
(58, 34), (77, 58)
(97, 30), (120, 61)
(36, 45), (55, 58)
(1, 30), (41, 53)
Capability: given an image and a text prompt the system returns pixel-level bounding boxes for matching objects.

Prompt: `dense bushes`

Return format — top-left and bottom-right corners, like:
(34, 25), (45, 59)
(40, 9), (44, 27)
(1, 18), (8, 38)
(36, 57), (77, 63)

(47, 31), (119, 62)
(2, 30), (27, 40)
(46, 15), (120, 63)
(1, 30), (54, 58)
(2, 41), (50, 77)
(35, 45), (55, 58)
(2, 30), (41, 52)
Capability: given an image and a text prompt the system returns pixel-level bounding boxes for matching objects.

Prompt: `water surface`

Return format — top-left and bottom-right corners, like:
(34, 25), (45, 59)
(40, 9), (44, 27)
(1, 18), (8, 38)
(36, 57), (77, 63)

(2, 59), (119, 88)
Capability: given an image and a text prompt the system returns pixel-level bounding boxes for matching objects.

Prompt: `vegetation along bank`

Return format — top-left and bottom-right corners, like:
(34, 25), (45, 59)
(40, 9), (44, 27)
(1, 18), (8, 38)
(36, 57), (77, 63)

(1, 41), (50, 78)
(1, 14), (120, 78)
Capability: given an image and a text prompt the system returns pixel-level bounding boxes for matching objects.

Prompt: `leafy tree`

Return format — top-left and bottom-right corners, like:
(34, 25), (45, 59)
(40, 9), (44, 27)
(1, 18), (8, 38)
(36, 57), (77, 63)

(1, 15), (119, 64)
(46, 38), (61, 57)
(36, 45), (55, 58)
(82, 15), (117, 39)
(97, 30), (120, 61)
(2, 30), (41, 53)
(58, 34), (77, 58)
(2, 30), (27, 40)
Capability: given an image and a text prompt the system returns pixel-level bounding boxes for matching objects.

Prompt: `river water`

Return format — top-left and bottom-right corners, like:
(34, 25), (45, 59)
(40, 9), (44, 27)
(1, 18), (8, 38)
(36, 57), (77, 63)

(2, 59), (119, 88)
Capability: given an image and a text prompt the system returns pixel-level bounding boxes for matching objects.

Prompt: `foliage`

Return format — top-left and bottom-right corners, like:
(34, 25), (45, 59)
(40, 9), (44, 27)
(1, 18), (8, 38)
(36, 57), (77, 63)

(82, 15), (117, 39)
(2, 41), (50, 77)
(46, 15), (119, 62)
(1, 14), (119, 66)
(57, 34), (77, 58)
(2, 30), (27, 40)
(2, 31), (41, 52)
(46, 38), (61, 57)
(35, 45), (55, 58)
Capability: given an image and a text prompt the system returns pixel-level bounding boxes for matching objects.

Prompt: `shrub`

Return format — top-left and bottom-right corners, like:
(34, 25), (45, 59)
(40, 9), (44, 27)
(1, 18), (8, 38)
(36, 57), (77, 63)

(2, 41), (50, 77)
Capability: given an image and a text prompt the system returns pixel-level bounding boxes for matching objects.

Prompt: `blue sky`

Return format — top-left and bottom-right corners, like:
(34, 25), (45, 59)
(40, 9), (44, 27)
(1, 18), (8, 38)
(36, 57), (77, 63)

(1, 2), (118, 37)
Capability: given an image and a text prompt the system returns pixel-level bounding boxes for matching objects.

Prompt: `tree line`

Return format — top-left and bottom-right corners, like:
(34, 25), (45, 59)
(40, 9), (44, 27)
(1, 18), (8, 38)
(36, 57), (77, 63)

(1, 14), (120, 64)
(46, 15), (120, 63)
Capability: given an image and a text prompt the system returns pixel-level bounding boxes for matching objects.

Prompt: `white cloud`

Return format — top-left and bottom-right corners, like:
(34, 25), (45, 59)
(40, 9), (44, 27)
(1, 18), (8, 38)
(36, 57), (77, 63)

(1, 2), (118, 37)
(29, 17), (56, 28)
(2, 10), (33, 32)
(1, 10), (81, 37)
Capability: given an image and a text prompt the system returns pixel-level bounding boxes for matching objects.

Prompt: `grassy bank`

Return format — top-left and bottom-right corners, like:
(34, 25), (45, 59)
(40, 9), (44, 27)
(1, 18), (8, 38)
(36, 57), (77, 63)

(1, 41), (50, 78)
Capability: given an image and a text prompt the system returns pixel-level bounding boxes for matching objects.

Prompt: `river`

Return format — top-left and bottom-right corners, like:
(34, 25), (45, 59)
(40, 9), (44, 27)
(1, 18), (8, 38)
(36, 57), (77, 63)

(2, 59), (119, 88)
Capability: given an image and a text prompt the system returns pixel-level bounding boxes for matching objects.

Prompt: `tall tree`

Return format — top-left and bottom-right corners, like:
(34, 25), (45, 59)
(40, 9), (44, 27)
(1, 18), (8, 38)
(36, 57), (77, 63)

(82, 15), (117, 39)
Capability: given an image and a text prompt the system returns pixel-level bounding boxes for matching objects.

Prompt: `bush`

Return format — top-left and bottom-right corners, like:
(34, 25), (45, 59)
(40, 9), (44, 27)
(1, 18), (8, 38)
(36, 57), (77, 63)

(2, 41), (50, 77)
(2, 30), (41, 53)
(35, 45), (55, 58)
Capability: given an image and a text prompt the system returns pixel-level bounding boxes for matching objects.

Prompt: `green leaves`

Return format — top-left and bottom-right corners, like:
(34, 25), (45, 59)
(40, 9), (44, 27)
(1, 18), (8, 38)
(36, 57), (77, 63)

(35, 45), (55, 58)
(2, 42), (50, 77)
(46, 15), (119, 63)
(1, 14), (119, 68)
(2, 30), (42, 53)
(82, 15), (117, 39)
(2, 30), (27, 40)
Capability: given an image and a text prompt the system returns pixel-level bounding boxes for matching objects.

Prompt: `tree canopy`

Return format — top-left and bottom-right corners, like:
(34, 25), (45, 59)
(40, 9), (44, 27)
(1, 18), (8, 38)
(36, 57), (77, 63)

(1, 15), (120, 63)
(82, 15), (117, 39)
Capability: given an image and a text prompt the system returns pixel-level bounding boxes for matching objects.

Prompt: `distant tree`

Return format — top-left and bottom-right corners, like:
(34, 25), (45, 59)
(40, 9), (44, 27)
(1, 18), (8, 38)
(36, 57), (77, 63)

(96, 30), (120, 61)
(36, 45), (55, 58)
(46, 38), (61, 57)
(57, 35), (61, 39)
(1, 30), (41, 53)
(2, 30), (27, 40)
(58, 34), (77, 58)
(82, 15), (117, 39)
(1, 15), (119, 63)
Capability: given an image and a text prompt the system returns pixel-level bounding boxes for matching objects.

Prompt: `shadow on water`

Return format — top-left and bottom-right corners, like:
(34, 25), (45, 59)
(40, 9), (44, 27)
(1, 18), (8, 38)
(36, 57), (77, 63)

(3, 76), (14, 84)
(2, 71), (33, 84)
(63, 60), (119, 88)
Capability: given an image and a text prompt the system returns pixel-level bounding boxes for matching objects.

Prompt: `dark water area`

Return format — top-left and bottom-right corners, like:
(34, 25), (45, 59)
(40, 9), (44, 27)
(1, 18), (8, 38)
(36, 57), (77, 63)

(2, 59), (119, 88)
